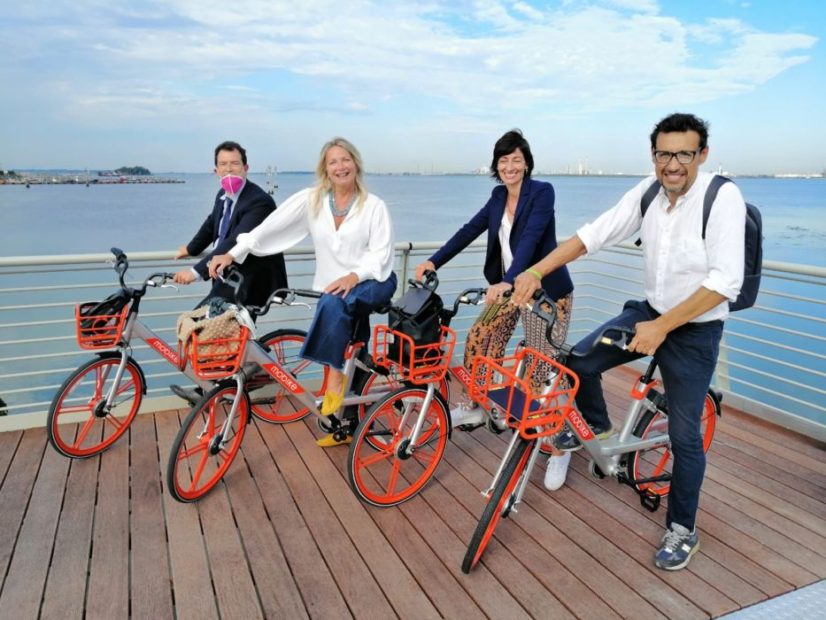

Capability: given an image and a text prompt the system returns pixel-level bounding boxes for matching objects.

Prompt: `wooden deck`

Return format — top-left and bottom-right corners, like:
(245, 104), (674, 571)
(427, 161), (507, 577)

(0, 367), (824, 619)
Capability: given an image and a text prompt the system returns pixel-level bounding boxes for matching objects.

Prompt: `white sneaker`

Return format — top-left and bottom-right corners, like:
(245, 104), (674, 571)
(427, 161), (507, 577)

(543, 451), (571, 491)
(449, 403), (485, 427)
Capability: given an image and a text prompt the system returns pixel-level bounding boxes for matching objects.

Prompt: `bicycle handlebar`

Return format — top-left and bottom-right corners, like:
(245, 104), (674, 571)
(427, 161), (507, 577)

(106, 248), (175, 298)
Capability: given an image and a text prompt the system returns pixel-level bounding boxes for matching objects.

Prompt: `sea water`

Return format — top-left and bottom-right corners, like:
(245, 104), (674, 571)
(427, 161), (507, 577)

(2, 173), (824, 266)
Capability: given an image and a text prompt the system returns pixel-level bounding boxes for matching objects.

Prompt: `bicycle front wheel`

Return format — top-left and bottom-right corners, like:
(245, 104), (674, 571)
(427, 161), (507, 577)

(626, 389), (720, 496)
(248, 329), (328, 424)
(166, 381), (249, 502)
(462, 437), (532, 574)
(347, 386), (449, 507)
(47, 354), (144, 458)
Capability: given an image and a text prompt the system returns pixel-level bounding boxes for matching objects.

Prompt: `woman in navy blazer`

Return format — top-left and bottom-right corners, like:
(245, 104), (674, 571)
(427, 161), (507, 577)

(416, 130), (574, 489)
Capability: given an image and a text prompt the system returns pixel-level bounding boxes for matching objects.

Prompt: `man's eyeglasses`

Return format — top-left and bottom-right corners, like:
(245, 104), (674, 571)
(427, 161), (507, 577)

(652, 149), (701, 165)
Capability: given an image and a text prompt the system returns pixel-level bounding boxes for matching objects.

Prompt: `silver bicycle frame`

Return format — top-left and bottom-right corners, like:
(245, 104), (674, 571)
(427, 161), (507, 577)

(572, 375), (669, 477)
(102, 314), (212, 410)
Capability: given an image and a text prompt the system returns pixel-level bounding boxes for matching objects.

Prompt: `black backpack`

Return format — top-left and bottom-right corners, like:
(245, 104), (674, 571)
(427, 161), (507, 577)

(387, 279), (444, 361)
(637, 175), (762, 311)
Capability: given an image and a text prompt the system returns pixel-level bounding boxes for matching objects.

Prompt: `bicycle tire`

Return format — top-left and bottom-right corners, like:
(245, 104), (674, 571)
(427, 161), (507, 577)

(248, 329), (328, 424)
(347, 386), (450, 507)
(352, 372), (450, 431)
(626, 389), (720, 496)
(166, 381), (249, 502)
(462, 436), (532, 574)
(47, 353), (145, 458)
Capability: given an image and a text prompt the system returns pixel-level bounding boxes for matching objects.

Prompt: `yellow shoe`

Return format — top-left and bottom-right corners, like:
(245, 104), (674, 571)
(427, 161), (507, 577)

(320, 388), (345, 416)
(316, 433), (353, 448)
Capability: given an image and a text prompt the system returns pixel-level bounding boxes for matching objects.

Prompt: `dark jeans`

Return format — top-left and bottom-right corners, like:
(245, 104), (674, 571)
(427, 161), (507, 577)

(567, 299), (723, 531)
(301, 273), (398, 370)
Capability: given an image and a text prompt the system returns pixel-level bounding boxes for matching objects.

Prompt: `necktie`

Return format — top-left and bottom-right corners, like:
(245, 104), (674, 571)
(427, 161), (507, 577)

(218, 197), (233, 241)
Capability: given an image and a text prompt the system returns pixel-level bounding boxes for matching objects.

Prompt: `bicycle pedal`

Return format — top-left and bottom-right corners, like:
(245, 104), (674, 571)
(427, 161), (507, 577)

(457, 422), (485, 432)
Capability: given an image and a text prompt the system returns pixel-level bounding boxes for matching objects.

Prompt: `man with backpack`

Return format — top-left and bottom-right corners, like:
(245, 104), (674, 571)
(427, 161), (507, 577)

(512, 112), (750, 570)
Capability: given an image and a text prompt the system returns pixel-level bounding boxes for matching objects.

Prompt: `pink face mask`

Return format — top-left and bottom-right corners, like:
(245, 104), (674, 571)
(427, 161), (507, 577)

(220, 174), (244, 195)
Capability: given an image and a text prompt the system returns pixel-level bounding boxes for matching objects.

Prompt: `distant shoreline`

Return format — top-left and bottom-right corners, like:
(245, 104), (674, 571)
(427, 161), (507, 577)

(3, 170), (823, 183)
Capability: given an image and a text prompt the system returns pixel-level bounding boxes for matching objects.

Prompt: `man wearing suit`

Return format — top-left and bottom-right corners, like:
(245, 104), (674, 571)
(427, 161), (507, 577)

(173, 140), (288, 307)
(171, 140), (288, 404)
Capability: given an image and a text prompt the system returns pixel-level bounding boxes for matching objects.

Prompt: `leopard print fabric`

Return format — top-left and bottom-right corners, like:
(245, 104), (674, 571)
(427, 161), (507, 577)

(462, 293), (573, 394)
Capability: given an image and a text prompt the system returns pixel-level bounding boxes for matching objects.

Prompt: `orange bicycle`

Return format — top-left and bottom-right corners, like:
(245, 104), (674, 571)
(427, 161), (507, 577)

(461, 293), (721, 573)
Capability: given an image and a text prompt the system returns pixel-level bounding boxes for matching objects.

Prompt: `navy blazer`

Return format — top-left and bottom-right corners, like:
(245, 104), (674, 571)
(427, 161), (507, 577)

(429, 178), (573, 301)
(187, 180), (288, 307)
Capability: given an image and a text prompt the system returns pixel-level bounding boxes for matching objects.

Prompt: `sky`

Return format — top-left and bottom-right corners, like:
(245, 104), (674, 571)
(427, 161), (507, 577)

(1, 0), (824, 175)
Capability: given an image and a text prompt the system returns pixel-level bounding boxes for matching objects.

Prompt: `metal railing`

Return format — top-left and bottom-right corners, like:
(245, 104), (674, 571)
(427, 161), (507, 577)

(1, 243), (824, 440)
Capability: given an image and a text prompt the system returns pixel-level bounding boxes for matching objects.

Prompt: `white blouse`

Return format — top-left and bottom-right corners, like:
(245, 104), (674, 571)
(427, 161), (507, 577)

(229, 187), (396, 291)
(498, 210), (514, 273)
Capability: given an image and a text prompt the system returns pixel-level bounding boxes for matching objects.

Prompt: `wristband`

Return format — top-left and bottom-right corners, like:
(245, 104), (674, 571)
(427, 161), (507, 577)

(526, 268), (543, 281)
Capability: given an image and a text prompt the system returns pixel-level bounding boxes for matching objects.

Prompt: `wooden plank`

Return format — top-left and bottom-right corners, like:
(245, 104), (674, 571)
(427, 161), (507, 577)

(563, 449), (770, 610)
(86, 430), (130, 618)
(257, 420), (394, 618)
(463, 427), (707, 619)
(0, 428), (70, 618)
(397, 472), (534, 619)
(223, 426), (308, 620)
(450, 429), (662, 619)
(243, 420), (350, 619)
(40, 455), (99, 619)
(197, 469), (263, 618)
(0, 431), (21, 482)
(287, 419), (442, 619)
(129, 414), (174, 619)
(0, 431), (49, 584)
(705, 460), (826, 536)
(701, 478), (826, 576)
(155, 409), (220, 619)
(562, 453), (740, 617)
(711, 439), (826, 505)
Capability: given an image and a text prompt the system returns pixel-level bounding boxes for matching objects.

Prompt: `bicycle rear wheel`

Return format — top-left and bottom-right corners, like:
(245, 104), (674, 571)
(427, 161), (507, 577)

(248, 329), (328, 424)
(167, 381), (249, 502)
(626, 389), (720, 496)
(347, 386), (449, 507)
(47, 354), (144, 458)
(462, 437), (532, 574)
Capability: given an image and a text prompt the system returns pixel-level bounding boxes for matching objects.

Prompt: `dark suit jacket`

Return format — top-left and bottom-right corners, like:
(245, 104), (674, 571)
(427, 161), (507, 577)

(429, 178), (573, 300)
(187, 179), (288, 307)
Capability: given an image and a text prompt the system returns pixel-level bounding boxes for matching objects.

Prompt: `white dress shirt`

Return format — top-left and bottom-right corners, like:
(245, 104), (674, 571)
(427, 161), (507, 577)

(229, 187), (395, 291)
(498, 210), (514, 273)
(576, 172), (746, 322)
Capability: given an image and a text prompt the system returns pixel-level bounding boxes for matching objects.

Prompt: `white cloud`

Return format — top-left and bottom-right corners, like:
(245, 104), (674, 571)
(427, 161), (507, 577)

(0, 0), (819, 171)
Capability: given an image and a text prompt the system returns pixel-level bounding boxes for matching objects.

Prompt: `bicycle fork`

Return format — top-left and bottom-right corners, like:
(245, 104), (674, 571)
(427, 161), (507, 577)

(101, 349), (132, 415)
(481, 432), (543, 516)
(395, 383), (439, 458)
(198, 375), (245, 453)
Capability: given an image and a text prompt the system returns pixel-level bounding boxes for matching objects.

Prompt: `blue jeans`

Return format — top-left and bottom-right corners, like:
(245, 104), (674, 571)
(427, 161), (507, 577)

(301, 274), (398, 370)
(566, 300), (723, 531)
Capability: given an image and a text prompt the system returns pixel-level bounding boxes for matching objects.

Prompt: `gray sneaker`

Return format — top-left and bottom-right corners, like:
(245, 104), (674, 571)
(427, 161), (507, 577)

(654, 522), (699, 570)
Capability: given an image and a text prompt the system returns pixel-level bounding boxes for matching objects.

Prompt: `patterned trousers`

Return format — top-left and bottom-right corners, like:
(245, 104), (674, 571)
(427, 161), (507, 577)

(462, 293), (573, 394)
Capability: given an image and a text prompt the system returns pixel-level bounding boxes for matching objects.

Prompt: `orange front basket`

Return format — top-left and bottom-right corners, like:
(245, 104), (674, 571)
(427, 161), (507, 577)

(372, 324), (456, 384)
(184, 327), (250, 380)
(75, 302), (129, 350)
(468, 348), (579, 439)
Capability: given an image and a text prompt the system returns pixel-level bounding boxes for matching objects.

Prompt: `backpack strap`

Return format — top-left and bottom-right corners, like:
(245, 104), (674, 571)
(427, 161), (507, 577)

(701, 175), (732, 239)
(634, 180), (662, 247)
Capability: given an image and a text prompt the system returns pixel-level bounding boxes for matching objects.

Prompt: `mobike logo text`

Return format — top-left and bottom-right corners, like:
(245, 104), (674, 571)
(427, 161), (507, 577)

(148, 338), (180, 366)
(567, 409), (594, 441)
(450, 365), (471, 387)
(263, 364), (305, 395)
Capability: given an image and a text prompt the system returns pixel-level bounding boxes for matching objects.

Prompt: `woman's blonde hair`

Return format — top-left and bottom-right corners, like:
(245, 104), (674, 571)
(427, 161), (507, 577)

(310, 137), (368, 218)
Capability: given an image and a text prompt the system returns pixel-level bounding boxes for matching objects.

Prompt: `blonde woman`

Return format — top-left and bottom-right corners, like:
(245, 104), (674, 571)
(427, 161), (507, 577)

(210, 138), (396, 447)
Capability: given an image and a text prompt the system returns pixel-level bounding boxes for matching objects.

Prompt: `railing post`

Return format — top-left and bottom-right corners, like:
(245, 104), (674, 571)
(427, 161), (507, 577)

(399, 242), (413, 295)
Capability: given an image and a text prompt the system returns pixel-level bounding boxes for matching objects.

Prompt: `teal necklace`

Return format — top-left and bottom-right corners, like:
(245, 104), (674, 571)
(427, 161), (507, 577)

(329, 190), (356, 218)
